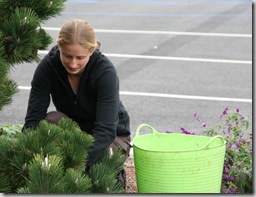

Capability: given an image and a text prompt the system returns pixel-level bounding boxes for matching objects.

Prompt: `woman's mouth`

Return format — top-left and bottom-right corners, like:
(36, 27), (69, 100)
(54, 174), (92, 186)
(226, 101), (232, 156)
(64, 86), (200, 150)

(68, 68), (78, 72)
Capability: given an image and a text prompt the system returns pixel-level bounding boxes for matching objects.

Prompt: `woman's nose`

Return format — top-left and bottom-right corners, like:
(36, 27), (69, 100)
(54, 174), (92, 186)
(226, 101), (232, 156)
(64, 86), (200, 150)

(69, 58), (77, 67)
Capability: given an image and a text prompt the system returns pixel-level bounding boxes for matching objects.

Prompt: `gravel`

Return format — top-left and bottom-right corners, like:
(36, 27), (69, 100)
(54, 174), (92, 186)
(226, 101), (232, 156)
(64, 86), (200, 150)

(124, 157), (138, 193)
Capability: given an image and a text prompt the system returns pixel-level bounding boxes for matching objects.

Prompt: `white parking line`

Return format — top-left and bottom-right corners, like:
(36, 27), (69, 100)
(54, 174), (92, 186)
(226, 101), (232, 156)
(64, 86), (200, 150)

(43, 27), (251, 38)
(104, 53), (251, 64)
(40, 27), (251, 64)
(18, 86), (31, 90)
(33, 28), (251, 104)
(18, 86), (252, 103)
(38, 50), (251, 64)
(120, 91), (252, 103)
(96, 29), (251, 38)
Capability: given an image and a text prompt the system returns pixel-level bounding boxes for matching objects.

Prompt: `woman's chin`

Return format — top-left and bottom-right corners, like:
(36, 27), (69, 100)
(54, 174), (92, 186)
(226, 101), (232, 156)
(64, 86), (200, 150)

(68, 69), (79, 75)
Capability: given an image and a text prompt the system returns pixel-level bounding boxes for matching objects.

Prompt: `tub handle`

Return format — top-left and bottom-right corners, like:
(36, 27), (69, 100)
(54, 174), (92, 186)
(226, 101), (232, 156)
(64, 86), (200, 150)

(136, 124), (225, 150)
(199, 135), (226, 150)
(135, 123), (159, 136)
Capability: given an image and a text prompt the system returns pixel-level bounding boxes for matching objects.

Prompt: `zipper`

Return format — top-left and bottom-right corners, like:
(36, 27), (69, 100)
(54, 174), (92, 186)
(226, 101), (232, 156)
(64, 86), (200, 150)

(73, 94), (78, 117)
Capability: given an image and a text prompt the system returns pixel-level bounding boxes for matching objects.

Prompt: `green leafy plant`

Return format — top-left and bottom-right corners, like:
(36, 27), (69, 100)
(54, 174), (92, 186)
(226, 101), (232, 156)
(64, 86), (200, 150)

(0, 124), (22, 139)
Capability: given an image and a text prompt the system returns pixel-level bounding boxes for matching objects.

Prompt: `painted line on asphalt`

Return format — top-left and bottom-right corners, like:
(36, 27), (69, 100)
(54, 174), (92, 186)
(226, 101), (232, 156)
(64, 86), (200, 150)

(38, 50), (251, 64)
(19, 86), (31, 90)
(95, 29), (252, 38)
(120, 91), (252, 103)
(67, 0), (252, 5)
(104, 53), (251, 64)
(43, 27), (251, 38)
(62, 11), (251, 18)
(18, 86), (252, 103)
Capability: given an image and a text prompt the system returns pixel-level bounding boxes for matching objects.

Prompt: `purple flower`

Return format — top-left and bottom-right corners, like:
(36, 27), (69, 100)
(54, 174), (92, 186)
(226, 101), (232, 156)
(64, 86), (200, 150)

(229, 188), (237, 193)
(219, 107), (229, 120)
(239, 132), (244, 139)
(227, 124), (231, 133)
(193, 112), (207, 128)
(223, 107), (229, 115)
(180, 127), (196, 135)
(239, 116), (245, 121)
(227, 143), (232, 149)
(223, 174), (230, 179)
(236, 108), (240, 112)
(201, 122), (206, 128)
(181, 127), (189, 134)
(230, 176), (236, 181)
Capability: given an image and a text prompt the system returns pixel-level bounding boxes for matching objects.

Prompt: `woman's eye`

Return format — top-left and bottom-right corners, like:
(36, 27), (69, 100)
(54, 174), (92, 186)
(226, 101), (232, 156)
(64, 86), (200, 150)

(62, 53), (86, 60)
(77, 56), (85, 60)
(64, 54), (71, 58)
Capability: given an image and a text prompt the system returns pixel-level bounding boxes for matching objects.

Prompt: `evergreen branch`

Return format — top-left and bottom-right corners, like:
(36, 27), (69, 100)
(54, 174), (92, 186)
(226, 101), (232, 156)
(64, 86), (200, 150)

(26, 0), (67, 21)
(57, 118), (94, 171)
(0, 0), (66, 22)
(89, 162), (122, 193)
(0, 63), (19, 110)
(0, 119), (124, 193)
(0, 7), (42, 64)
(62, 168), (91, 193)
(89, 148), (126, 193)
(0, 138), (15, 177)
(20, 154), (65, 193)
(0, 175), (11, 193)
(35, 27), (53, 50)
(17, 121), (62, 157)
(0, 136), (22, 192)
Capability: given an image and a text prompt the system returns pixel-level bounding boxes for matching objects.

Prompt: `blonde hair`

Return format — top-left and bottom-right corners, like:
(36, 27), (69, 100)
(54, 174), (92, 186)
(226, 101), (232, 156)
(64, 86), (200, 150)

(57, 19), (99, 52)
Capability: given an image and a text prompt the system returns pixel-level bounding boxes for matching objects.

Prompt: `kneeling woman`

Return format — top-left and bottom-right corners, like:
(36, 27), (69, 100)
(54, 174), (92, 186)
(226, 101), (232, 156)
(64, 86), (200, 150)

(23, 19), (131, 186)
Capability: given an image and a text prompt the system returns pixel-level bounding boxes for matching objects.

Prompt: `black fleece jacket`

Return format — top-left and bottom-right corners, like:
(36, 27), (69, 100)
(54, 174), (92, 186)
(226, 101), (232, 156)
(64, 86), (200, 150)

(23, 45), (130, 168)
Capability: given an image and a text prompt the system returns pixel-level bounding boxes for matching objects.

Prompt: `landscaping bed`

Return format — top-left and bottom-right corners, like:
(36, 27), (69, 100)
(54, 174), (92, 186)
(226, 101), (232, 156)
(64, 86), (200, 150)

(124, 157), (137, 193)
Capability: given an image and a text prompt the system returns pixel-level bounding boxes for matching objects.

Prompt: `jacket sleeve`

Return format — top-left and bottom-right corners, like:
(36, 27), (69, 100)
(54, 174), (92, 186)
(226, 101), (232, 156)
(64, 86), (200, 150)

(23, 57), (53, 130)
(86, 57), (120, 168)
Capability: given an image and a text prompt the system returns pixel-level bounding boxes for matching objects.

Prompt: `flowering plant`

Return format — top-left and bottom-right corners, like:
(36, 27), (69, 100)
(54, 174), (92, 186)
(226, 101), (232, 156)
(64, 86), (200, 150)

(178, 108), (252, 193)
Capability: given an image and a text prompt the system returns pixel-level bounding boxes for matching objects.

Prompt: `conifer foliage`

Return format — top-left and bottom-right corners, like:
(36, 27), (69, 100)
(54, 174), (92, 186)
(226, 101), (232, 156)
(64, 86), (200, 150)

(0, 119), (126, 193)
(0, 0), (126, 193)
(0, 0), (66, 110)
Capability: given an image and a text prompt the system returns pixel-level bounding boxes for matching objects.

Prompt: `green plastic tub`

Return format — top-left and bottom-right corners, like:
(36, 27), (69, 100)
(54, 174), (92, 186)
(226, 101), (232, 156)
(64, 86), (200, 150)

(133, 124), (226, 193)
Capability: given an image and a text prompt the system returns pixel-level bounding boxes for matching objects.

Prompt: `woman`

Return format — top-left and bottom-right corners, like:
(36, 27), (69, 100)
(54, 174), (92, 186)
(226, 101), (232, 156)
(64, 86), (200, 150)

(23, 19), (131, 178)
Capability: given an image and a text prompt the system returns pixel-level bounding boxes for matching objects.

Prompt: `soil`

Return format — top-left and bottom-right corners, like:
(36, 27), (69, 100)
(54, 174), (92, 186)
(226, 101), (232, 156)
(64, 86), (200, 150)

(124, 157), (138, 193)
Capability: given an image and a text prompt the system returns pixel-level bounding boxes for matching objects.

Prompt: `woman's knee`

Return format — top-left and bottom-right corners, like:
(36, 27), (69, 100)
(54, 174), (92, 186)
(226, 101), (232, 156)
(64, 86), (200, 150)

(45, 111), (68, 124)
(110, 135), (131, 156)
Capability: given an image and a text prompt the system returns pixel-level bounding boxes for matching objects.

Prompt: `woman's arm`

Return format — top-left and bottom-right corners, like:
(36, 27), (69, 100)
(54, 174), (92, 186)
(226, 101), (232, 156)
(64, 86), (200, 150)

(23, 58), (53, 130)
(86, 58), (120, 168)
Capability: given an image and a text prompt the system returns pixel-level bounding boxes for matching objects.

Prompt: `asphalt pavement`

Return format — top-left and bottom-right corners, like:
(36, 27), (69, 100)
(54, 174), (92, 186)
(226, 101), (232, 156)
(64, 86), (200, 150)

(0, 0), (252, 141)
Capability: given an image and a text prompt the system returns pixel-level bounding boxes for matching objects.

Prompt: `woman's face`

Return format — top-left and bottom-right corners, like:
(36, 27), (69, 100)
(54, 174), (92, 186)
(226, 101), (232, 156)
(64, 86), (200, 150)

(59, 44), (93, 76)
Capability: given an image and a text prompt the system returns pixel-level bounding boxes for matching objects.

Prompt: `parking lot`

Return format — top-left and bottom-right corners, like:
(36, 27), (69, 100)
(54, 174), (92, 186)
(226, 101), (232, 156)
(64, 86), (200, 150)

(0, 0), (252, 140)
